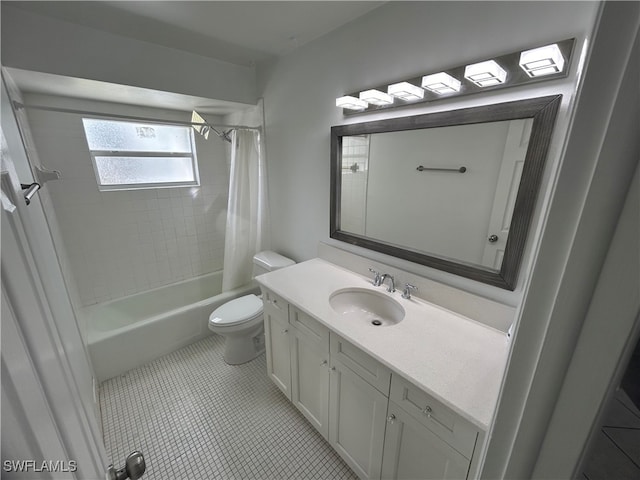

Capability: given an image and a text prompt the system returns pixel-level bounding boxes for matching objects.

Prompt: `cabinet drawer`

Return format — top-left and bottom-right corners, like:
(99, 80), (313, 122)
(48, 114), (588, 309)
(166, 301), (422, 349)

(290, 307), (329, 348)
(261, 288), (288, 318)
(330, 332), (391, 396)
(390, 375), (478, 459)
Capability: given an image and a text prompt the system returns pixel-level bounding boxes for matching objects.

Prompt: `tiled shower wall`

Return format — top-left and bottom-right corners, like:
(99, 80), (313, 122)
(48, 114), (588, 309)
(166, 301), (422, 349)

(25, 94), (231, 306)
(340, 135), (369, 235)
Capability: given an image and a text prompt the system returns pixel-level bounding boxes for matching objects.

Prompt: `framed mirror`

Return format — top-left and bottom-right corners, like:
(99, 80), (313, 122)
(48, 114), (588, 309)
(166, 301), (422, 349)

(330, 95), (561, 290)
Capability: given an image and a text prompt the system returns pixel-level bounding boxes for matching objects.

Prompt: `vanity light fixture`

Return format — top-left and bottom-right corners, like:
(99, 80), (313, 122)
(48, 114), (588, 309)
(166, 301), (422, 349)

(519, 43), (565, 77)
(336, 95), (368, 110)
(421, 72), (461, 94)
(464, 60), (507, 87)
(336, 38), (574, 115)
(387, 82), (425, 101)
(359, 89), (394, 106)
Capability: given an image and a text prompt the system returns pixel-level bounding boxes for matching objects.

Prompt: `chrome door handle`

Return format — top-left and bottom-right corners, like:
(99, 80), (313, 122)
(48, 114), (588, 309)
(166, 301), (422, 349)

(21, 182), (40, 206)
(488, 234), (499, 243)
(106, 451), (145, 480)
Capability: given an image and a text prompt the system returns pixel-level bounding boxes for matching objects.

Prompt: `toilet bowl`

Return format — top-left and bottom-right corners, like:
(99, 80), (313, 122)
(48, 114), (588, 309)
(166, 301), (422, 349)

(208, 251), (295, 365)
(209, 294), (265, 365)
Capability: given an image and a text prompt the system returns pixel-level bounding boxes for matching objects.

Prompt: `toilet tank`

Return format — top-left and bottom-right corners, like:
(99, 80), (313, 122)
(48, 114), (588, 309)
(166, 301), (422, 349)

(252, 251), (295, 277)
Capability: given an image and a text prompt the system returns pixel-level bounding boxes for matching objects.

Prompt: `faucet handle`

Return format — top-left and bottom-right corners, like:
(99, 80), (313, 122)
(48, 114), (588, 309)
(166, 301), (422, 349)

(369, 268), (382, 286)
(402, 283), (418, 299)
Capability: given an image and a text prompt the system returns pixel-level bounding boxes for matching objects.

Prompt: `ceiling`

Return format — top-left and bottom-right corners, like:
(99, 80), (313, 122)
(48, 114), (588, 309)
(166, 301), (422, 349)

(9, 1), (386, 67)
(6, 1), (386, 114)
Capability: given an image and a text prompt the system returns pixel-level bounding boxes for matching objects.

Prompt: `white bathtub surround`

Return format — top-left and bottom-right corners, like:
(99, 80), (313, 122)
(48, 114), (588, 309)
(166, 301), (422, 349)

(222, 128), (270, 292)
(24, 94), (230, 306)
(100, 336), (356, 480)
(86, 270), (256, 381)
(256, 258), (510, 430)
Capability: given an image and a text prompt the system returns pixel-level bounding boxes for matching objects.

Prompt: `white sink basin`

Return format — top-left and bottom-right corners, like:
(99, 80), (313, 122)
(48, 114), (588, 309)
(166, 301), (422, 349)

(329, 288), (405, 326)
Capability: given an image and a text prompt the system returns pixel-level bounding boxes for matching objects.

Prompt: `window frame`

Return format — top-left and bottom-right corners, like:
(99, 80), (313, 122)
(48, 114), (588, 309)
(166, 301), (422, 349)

(83, 118), (201, 191)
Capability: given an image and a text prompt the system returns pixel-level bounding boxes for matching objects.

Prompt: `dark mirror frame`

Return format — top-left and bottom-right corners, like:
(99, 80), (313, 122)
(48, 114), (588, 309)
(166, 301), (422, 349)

(330, 95), (562, 290)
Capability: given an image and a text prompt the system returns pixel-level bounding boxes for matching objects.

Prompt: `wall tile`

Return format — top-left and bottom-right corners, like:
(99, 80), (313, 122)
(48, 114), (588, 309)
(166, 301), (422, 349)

(26, 96), (230, 306)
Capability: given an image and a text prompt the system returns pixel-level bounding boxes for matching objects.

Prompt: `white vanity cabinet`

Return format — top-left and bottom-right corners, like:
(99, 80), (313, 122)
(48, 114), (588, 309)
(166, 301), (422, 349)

(329, 333), (391, 480)
(290, 308), (390, 480)
(289, 307), (330, 439)
(263, 289), (291, 398)
(381, 375), (481, 480)
(381, 402), (471, 480)
(260, 286), (482, 480)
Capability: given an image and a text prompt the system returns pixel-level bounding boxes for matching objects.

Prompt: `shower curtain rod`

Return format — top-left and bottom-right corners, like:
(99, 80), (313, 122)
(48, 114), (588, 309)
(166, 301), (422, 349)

(12, 101), (261, 135)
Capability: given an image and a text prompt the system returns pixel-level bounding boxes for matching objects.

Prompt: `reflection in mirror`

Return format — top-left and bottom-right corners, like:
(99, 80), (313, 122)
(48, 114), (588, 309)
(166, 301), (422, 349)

(339, 119), (533, 270)
(331, 96), (562, 290)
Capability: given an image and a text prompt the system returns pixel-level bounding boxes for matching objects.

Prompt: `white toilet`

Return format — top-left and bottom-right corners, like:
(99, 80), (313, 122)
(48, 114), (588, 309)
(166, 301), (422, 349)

(208, 251), (295, 365)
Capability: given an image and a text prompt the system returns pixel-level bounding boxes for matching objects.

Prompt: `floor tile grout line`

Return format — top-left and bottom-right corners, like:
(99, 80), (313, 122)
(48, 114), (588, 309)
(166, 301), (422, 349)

(602, 425), (640, 431)
(617, 397), (640, 421)
(601, 428), (640, 470)
(98, 335), (357, 480)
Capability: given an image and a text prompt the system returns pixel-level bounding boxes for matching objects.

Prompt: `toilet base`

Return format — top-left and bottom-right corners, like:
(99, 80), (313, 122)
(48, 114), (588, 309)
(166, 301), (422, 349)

(222, 330), (265, 365)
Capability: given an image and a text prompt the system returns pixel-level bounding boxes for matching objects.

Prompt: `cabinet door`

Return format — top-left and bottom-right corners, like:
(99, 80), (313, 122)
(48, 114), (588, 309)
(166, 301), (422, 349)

(264, 306), (291, 399)
(381, 402), (470, 480)
(291, 326), (330, 439)
(329, 359), (388, 480)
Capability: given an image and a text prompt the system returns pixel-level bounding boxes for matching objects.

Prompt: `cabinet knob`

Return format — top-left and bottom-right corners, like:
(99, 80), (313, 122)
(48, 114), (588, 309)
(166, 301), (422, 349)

(331, 366), (336, 371)
(422, 405), (433, 417)
(282, 329), (288, 334)
(321, 360), (328, 366)
(387, 414), (396, 424)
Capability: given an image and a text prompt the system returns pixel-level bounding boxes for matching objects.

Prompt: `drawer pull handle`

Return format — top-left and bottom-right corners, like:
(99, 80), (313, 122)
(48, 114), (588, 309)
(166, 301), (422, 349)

(282, 329), (288, 334)
(422, 406), (433, 417)
(387, 414), (396, 424)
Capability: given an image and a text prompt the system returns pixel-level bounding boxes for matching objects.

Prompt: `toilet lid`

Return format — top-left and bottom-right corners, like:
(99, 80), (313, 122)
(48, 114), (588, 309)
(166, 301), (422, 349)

(209, 294), (263, 326)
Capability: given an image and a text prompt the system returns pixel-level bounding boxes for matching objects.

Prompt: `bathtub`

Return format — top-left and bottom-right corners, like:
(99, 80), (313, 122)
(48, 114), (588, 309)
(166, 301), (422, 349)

(86, 271), (258, 381)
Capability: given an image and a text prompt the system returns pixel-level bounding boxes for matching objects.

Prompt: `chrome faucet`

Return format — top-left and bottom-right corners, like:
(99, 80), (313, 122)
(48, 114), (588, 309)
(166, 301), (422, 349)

(369, 268), (383, 287)
(380, 274), (395, 293)
(402, 283), (418, 300)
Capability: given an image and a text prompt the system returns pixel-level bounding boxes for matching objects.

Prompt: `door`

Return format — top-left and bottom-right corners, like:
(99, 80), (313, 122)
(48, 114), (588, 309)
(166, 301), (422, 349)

(481, 118), (533, 268)
(329, 359), (388, 480)
(381, 403), (470, 480)
(263, 296), (291, 398)
(1, 75), (108, 478)
(290, 325), (330, 439)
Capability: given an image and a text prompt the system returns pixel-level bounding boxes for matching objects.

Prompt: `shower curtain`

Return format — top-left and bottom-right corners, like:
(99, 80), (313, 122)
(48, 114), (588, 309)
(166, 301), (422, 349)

(222, 128), (269, 292)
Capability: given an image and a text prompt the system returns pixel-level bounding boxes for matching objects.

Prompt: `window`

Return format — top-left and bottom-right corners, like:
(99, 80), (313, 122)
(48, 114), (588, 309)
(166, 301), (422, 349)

(82, 118), (200, 190)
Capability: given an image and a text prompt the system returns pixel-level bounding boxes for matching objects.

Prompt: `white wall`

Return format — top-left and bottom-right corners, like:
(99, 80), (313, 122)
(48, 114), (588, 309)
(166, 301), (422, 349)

(25, 94), (231, 306)
(258, 1), (599, 303)
(484, 3), (640, 476)
(363, 122), (510, 265)
(1, 4), (256, 105)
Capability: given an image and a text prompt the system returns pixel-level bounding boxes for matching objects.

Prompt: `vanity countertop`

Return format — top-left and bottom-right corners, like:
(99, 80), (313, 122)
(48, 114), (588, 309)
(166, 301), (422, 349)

(256, 258), (510, 431)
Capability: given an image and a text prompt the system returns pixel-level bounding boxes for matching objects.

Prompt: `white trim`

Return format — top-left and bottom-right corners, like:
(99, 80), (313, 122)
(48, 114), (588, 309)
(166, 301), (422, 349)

(2, 74), (107, 477)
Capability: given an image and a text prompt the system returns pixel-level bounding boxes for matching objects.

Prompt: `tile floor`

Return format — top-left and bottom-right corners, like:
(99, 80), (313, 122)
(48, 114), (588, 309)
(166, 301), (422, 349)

(581, 389), (640, 480)
(99, 335), (357, 480)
